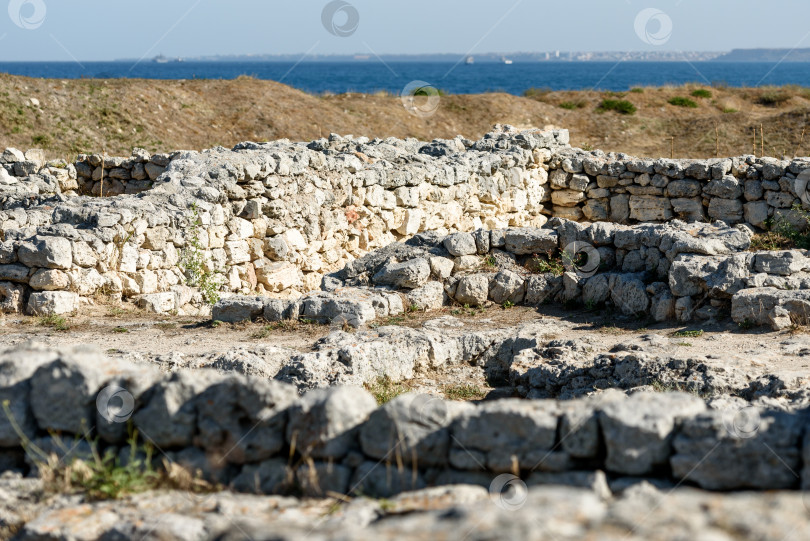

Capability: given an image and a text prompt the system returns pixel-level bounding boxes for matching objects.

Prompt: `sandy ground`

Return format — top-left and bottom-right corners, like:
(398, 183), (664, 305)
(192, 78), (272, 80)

(4, 300), (809, 399)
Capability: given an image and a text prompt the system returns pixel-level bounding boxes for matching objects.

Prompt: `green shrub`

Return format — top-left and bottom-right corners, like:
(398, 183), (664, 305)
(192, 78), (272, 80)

(691, 89), (712, 98)
(596, 99), (637, 115)
(668, 97), (699, 108)
(630, 87), (644, 93)
(559, 101), (584, 110)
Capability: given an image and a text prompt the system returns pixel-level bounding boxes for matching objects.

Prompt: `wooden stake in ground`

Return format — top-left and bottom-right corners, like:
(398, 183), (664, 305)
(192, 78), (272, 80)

(670, 136), (674, 159)
(715, 125), (719, 157)
(760, 124), (765, 157)
(753, 128), (757, 156)
(795, 128), (806, 158)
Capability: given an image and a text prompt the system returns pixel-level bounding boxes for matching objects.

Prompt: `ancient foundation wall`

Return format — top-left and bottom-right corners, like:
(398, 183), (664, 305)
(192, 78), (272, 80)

(0, 126), (809, 317)
(0, 346), (807, 496)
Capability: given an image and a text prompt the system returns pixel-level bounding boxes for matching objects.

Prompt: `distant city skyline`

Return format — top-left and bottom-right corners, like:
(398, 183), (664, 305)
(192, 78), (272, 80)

(2, 0), (809, 62)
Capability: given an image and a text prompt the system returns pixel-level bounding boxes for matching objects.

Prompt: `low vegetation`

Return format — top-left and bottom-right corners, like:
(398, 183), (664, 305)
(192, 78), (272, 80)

(668, 97), (699, 108)
(596, 98), (637, 115)
(38, 314), (69, 331)
(749, 205), (810, 251)
(672, 329), (704, 338)
(527, 254), (565, 275)
(3, 401), (215, 500)
(3, 75), (810, 159)
(365, 376), (409, 405)
(180, 203), (222, 305)
(443, 384), (487, 401)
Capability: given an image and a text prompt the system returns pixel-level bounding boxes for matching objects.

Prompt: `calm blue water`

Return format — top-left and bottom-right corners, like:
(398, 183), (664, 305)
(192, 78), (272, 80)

(2, 61), (810, 94)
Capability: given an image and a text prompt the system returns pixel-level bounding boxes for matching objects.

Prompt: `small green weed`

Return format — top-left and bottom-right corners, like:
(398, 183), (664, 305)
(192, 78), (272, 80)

(365, 377), (408, 405)
(38, 314), (69, 331)
(672, 329), (704, 338)
(180, 203), (222, 305)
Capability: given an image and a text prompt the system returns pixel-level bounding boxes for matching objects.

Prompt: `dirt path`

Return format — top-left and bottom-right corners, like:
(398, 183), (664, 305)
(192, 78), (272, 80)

(5, 302), (809, 394)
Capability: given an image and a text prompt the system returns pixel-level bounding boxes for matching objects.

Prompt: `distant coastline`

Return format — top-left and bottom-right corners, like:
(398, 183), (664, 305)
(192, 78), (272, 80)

(104, 48), (810, 64)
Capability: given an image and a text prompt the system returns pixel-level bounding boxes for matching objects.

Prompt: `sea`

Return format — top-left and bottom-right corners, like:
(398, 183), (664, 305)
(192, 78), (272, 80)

(2, 61), (810, 95)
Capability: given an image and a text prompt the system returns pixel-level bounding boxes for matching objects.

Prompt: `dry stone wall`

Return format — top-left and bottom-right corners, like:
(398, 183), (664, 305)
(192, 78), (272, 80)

(0, 345), (808, 496)
(1, 125), (810, 319)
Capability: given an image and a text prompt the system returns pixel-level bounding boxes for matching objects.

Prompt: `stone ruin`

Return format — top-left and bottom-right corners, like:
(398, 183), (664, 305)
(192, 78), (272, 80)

(2, 125), (810, 327)
(2, 126), (810, 539)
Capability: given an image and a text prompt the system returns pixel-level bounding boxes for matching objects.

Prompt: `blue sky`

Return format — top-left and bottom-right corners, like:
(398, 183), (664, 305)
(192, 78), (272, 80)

(2, 0), (809, 61)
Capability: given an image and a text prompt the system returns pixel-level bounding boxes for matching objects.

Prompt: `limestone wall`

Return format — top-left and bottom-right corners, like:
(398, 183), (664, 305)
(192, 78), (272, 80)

(546, 146), (810, 227)
(0, 345), (807, 495)
(1, 125), (809, 316)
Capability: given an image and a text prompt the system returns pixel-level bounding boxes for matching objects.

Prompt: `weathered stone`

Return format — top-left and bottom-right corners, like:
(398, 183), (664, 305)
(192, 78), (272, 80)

(287, 386), (377, 459)
(18, 236), (72, 269)
(672, 408), (803, 490)
(443, 232), (477, 257)
(454, 274), (490, 306)
(406, 281), (446, 310)
(489, 270), (526, 304)
(707, 198), (743, 223)
(600, 392), (706, 475)
(26, 291), (78, 315)
(195, 375), (297, 464)
(212, 296), (265, 322)
(373, 258), (430, 289)
(450, 399), (561, 471)
(504, 228), (559, 255)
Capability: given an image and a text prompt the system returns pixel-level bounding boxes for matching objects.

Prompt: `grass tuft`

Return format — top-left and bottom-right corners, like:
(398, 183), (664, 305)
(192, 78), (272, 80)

(443, 384), (487, 401)
(365, 377), (409, 405)
(668, 97), (699, 108)
(38, 314), (70, 331)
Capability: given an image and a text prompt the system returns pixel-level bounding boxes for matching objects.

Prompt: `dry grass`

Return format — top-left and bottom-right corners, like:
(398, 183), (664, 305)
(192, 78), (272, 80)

(3, 74), (810, 159)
